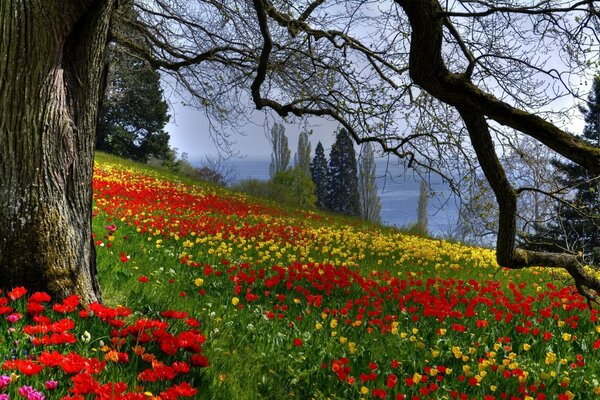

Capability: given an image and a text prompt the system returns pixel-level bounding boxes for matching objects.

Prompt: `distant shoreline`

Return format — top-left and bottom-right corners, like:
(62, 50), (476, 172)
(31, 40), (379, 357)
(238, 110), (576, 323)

(193, 158), (459, 237)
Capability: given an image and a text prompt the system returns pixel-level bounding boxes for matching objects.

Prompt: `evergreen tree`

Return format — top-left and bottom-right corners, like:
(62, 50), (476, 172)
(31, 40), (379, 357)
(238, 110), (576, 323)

(295, 129), (312, 176)
(97, 43), (172, 163)
(358, 142), (381, 223)
(311, 141), (329, 209)
(268, 122), (291, 177)
(327, 128), (360, 216)
(526, 76), (600, 260)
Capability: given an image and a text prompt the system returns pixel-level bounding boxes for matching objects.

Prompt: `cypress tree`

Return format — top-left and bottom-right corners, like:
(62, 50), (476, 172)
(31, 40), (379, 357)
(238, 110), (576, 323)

(295, 129), (312, 176)
(327, 128), (360, 216)
(358, 142), (382, 223)
(268, 122), (291, 178)
(311, 141), (329, 209)
(415, 180), (429, 235)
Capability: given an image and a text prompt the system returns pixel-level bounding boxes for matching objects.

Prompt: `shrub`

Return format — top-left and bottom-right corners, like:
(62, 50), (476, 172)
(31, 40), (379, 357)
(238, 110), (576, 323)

(271, 166), (316, 209)
(158, 153), (233, 187)
(233, 167), (315, 209)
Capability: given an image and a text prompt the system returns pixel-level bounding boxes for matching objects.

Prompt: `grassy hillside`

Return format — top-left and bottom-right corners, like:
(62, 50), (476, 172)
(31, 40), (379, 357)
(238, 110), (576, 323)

(0, 153), (598, 399)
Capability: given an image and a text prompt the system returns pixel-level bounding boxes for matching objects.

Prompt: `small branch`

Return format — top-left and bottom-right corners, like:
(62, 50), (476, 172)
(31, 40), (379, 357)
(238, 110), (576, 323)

(438, 0), (595, 18)
(442, 18), (476, 77)
(299, 0), (326, 22)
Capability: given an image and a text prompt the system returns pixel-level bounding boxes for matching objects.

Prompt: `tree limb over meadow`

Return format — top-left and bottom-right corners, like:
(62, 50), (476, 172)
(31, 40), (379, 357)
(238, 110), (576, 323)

(115, 0), (600, 298)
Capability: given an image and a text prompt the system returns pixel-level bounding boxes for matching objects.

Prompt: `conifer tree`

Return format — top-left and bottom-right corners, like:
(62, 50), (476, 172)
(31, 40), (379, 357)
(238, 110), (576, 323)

(97, 43), (172, 163)
(268, 122), (291, 178)
(358, 142), (381, 223)
(295, 129), (312, 176)
(527, 76), (600, 260)
(327, 128), (360, 216)
(311, 141), (329, 209)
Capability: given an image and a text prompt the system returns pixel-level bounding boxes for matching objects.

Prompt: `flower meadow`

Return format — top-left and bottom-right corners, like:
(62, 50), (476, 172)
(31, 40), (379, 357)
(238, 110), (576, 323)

(4, 153), (600, 399)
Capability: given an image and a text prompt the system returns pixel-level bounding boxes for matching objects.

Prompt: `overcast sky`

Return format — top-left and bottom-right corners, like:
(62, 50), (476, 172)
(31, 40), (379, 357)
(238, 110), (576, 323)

(164, 78), (590, 165)
(165, 98), (339, 163)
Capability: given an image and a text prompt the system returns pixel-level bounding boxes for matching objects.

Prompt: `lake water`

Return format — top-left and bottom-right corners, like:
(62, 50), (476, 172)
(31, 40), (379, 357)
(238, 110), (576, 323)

(218, 158), (459, 236)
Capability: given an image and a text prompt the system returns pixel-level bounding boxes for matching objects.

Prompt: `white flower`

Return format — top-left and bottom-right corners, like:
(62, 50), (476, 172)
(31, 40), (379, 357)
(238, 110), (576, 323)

(81, 331), (91, 343)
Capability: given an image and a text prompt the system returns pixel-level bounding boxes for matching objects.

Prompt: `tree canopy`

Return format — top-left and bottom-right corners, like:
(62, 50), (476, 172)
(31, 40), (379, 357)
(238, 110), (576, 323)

(268, 122), (291, 178)
(358, 142), (382, 224)
(295, 129), (312, 177)
(97, 43), (172, 163)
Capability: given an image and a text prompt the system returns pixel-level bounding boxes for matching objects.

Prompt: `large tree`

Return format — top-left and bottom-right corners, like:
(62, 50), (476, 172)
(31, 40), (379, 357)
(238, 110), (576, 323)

(97, 43), (172, 163)
(295, 129), (312, 177)
(526, 76), (600, 261)
(327, 128), (360, 217)
(457, 136), (559, 246)
(0, 1), (113, 302)
(5, 0), (600, 301)
(311, 141), (329, 209)
(267, 122), (291, 178)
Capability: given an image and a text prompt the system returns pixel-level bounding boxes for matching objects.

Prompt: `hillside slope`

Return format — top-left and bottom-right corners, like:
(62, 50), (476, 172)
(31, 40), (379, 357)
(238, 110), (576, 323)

(90, 153), (600, 400)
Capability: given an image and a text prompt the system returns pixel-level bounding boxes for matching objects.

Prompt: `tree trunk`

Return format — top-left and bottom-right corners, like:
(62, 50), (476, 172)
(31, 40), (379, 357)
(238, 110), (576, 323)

(457, 107), (519, 266)
(0, 1), (112, 303)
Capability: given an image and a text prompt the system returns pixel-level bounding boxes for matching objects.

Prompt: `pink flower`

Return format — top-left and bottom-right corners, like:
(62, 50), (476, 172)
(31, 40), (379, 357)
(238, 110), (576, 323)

(27, 390), (45, 400)
(6, 313), (21, 323)
(45, 380), (58, 390)
(0, 375), (11, 389)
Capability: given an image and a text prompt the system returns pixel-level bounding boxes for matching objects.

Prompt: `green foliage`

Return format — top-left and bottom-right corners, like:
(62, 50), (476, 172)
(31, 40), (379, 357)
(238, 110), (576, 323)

(311, 141), (329, 209)
(272, 166), (316, 209)
(327, 128), (360, 216)
(233, 166), (316, 209)
(268, 123), (291, 178)
(96, 43), (173, 163)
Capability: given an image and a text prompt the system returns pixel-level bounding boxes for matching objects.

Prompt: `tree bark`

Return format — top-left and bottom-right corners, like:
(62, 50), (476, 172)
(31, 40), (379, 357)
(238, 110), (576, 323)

(0, 1), (112, 303)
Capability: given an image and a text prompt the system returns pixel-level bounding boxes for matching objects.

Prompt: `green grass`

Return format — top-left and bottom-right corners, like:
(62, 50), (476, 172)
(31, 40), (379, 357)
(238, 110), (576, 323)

(91, 153), (599, 400)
